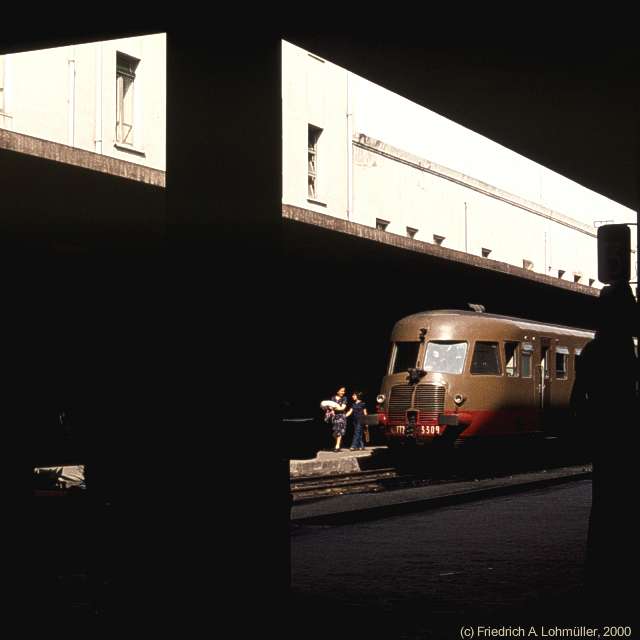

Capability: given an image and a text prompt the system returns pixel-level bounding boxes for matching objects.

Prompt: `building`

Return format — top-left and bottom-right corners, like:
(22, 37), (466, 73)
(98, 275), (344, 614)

(0, 33), (165, 173)
(282, 40), (637, 290)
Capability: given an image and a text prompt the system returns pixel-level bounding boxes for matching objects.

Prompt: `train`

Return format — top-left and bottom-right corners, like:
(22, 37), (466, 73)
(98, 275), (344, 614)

(367, 308), (595, 449)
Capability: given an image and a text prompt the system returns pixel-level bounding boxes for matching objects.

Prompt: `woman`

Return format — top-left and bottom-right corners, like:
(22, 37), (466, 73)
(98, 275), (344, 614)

(347, 391), (368, 450)
(329, 386), (348, 451)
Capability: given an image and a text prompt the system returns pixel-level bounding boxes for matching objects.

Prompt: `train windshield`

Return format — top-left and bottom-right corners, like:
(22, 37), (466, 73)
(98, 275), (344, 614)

(423, 341), (467, 374)
(391, 342), (420, 374)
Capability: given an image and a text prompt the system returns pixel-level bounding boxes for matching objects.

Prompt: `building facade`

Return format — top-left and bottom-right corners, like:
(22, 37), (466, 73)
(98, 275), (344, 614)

(0, 33), (165, 172)
(282, 40), (637, 289)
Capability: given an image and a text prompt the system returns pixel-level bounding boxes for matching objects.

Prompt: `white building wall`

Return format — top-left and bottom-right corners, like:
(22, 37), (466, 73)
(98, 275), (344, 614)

(0, 34), (165, 171)
(282, 41), (348, 217)
(282, 40), (637, 290)
(351, 74), (636, 231)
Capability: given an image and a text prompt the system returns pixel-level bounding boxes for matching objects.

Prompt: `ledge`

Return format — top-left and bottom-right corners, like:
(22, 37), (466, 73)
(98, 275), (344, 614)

(114, 142), (147, 158)
(282, 203), (599, 298)
(0, 128), (165, 187)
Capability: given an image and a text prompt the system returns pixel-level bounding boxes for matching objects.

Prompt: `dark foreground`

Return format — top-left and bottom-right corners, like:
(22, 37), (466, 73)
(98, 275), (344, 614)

(290, 480), (634, 638)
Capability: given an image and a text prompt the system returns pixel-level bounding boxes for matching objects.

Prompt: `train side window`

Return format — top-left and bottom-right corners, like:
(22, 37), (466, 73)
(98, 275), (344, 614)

(391, 342), (420, 374)
(555, 347), (569, 380)
(521, 343), (534, 378)
(504, 342), (518, 376)
(471, 341), (502, 375)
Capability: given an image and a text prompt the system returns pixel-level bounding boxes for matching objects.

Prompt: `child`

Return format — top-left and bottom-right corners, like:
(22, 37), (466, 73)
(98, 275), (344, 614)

(346, 391), (368, 450)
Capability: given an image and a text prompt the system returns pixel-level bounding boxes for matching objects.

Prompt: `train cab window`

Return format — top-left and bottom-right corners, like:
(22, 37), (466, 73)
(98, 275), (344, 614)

(504, 342), (519, 376)
(521, 343), (534, 378)
(555, 347), (569, 379)
(423, 341), (467, 374)
(391, 342), (420, 374)
(471, 342), (501, 375)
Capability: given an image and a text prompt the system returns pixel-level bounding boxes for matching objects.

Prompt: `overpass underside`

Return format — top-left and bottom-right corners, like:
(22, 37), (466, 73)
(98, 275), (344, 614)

(282, 206), (599, 410)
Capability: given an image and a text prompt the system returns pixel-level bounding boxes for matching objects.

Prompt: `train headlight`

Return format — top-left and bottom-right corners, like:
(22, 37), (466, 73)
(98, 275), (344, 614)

(453, 393), (465, 405)
(376, 394), (385, 404)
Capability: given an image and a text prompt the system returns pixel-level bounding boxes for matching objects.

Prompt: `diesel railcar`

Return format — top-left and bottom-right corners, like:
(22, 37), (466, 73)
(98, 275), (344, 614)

(369, 309), (594, 447)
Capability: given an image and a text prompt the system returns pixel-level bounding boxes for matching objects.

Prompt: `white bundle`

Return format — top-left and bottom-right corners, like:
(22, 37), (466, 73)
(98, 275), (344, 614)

(320, 400), (341, 410)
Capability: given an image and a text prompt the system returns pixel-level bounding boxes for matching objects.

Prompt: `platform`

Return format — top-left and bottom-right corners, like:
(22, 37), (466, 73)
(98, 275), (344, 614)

(289, 446), (389, 478)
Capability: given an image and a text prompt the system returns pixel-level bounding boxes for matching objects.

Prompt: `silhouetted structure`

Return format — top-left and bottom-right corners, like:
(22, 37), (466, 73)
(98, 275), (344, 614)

(571, 282), (638, 618)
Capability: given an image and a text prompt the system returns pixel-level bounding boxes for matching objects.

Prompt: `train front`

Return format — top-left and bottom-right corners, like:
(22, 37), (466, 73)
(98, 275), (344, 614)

(367, 314), (470, 447)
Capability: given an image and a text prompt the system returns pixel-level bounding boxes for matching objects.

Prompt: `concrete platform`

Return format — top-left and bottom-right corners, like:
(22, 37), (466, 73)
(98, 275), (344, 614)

(289, 446), (389, 478)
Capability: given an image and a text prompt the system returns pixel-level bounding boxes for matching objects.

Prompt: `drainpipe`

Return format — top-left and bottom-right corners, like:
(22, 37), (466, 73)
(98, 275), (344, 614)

(95, 43), (103, 153)
(67, 50), (76, 147)
(346, 72), (353, 220)
(464, 202), (468, 253)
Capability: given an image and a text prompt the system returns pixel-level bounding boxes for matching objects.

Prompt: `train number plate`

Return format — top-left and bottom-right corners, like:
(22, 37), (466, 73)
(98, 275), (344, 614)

(391, 425), (442, 436)
(419, 425), (441, 436)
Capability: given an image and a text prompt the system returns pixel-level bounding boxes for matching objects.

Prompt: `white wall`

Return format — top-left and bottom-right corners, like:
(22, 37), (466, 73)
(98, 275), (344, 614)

(352, 136), (601, 285)
(282, 41), (348, 217)
(351, 74), (636, 230)
(0, 34), (166, 171)
(282, 40), (637, 289)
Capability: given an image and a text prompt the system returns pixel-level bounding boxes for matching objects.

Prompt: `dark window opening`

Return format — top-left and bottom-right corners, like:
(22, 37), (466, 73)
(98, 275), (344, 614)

(504, 342), (518, 376)
(471, 341), (501, 375)
(308, 124), (322, 199)
(555, 350), (568, 379)
(392, 342), (420, 374)
(541, 346), (550, 379)
(521, 352), (532, 378)
(116, 52), (139, 145)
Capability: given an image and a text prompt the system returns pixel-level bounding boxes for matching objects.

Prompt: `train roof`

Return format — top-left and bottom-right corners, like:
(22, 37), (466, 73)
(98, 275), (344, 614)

(396, 309), (595, 339)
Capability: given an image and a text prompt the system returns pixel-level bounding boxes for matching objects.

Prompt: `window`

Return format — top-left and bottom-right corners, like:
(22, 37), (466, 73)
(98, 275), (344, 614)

(471, 341), (501, 375)
(308, 124), (322, 199)
(523, 259), (534, 271)
(391, 342), (420, 374)
(116, 53), (139, 145)
(521, 343), (534, 378)
(482, 248), (492, 258)
(376, 218), (390, 232)
(541, 345), (550, 379)
(504, 342), (518, 376)
(406, 226), (418, 239)
(423, 341), (467, 374)
(555, 347), (569, 379)
(433, 234), (445, 246)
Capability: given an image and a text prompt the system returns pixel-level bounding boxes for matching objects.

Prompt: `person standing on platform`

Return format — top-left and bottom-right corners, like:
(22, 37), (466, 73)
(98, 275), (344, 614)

(347, 391), (368, 450)
(329, 386), (348, 451)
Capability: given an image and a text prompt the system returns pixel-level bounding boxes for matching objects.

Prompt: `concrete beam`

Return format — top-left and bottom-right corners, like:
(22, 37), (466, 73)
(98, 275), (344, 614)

(282, 203), (598, 297)
(0, 129), (165, 188)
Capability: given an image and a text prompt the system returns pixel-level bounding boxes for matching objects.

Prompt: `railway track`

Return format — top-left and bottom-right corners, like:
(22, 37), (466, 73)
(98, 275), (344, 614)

(290, 468), (404, 501)
(290, 454), (593, 503)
